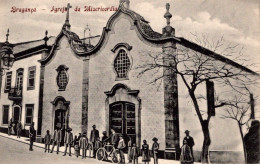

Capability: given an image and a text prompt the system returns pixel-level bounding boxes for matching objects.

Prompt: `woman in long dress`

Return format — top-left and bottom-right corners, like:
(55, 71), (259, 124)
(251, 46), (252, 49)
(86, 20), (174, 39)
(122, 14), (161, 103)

(180, 139), (193, 164)
(127, 137), (133, 163)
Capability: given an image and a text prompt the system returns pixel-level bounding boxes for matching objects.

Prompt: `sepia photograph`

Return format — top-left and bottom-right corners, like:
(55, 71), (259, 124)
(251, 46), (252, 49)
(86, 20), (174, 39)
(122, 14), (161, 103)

(0, 0), (259, 163)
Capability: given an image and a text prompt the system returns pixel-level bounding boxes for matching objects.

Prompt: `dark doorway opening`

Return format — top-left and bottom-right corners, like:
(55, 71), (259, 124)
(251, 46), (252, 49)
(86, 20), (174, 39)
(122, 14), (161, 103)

(109, 102), (136, 144)
(54, 109), (66, 146)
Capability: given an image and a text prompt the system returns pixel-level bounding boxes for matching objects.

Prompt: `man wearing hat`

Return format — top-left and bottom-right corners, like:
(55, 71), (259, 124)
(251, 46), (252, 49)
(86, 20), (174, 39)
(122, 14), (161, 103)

(183, 130), (195, 159)
(50, 127), (62, 154)
(63, 128), (73, 156)
(89, 124), (99, 158)
(80, 132), (88, 159)
(117, 134), (126, 164)
(152, 137), (159, 164)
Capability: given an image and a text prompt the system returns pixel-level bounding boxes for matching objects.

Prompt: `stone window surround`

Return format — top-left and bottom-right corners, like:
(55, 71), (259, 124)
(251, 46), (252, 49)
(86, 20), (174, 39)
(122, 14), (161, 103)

(16, 68), (24, 91)
(27, 66), (36, 90)
(56, 65), (69, 91)
(4, 71), (12, 93)
(2, 105), (9, 125)
(111, 43), (133, 81)
(25, 104), (34, 126)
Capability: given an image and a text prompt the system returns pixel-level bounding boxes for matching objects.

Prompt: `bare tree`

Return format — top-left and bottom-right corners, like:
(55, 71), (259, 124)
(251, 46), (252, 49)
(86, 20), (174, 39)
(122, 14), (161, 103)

(220, 89), (259, 164)
(137, 34), (259, 163)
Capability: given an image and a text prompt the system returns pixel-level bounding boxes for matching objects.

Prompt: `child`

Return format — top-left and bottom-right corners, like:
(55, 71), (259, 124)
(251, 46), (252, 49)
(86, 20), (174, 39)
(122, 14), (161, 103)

(132, 143), (139, 164)
(142, 140), (150, 164)
(94, 137), (102, 158)
(80, 133), (88, 159)
(74, 135), (80, 158)
(152, 137), (159, 164)
(117, 134), (126, 164)
(44, 130), (51, 153)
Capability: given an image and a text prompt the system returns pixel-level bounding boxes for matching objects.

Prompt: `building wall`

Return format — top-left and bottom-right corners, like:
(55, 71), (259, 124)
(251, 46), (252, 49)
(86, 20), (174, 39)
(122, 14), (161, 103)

(0, 54), (42, 132)
(41, 36), (83, 137)
(88, 14), (166, 149)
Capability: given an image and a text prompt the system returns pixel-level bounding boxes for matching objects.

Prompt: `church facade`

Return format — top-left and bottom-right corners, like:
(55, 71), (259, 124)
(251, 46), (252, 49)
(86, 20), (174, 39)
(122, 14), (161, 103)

(0, 1), (258, 163)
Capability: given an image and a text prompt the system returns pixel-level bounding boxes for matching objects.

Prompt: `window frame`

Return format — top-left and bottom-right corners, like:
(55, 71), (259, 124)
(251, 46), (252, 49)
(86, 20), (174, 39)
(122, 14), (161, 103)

(16, 68), (24, 91)
(25, 104), (34, 126)
(27, 66), (36, 90)
(4, 71), (12, 93)
(56, 65), (69, 91)
(113, 48), (132, 81)
(2, 105), (9, 125)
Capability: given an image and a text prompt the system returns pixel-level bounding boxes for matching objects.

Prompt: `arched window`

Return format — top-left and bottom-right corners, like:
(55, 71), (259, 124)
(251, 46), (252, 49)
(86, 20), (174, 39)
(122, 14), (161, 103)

(56, 65), (69, 91)
(114, 49), (131, 79)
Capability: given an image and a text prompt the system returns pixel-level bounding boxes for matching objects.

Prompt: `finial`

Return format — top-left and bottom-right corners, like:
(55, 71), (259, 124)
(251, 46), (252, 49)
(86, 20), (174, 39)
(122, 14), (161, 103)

(44, 30), (49, 45)
(120, 0), (130, 9)
(164, 3), (172, 26)
(84, 24), (91, 45)
(6, 29), (9, 42)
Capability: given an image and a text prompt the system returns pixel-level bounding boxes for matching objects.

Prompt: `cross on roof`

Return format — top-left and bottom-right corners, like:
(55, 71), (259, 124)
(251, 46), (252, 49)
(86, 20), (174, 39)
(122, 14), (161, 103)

(66, 3), (72, 22)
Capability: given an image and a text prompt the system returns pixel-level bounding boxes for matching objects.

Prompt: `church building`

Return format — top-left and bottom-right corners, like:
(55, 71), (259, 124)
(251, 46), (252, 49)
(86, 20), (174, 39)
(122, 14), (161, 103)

(0, 1), (258, 163)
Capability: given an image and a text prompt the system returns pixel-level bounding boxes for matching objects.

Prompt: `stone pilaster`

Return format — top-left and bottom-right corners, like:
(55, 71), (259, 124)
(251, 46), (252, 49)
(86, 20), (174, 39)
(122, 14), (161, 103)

(163, 41), (180, 158)
(37, 65), (45, 136)
(82, 58), (89, 134)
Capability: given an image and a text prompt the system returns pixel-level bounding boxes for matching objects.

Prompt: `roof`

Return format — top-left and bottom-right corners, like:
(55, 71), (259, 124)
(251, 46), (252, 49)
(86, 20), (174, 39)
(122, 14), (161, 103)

(13, 36), (56, 54)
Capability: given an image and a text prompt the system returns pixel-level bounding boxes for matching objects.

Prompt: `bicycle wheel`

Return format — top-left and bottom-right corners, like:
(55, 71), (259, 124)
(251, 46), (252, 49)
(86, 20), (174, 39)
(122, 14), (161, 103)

(96, 148), (105, 161)
(111, 149), (121, 164)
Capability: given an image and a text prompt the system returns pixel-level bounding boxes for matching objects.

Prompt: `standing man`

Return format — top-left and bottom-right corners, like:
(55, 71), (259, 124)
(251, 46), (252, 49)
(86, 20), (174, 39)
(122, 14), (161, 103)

(117, 134), (126, 164)
(8, 118), (12, 136)
(184, 130), (195, 159)
(16, 121), (22, 138)
(78, 133), (82, 156)
(152, 137), (159, 164)
(50, 127), (62, 154)
(80, 132), (88, 159)
(89, 125), (99, 158)
(63, 128), (73, 156)
(29, 122), (35, 151)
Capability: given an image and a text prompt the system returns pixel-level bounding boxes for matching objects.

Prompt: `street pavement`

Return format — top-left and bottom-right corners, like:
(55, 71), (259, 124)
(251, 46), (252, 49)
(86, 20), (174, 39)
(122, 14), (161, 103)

(0, 135), (104, 164)
(0, 132), (195, 164)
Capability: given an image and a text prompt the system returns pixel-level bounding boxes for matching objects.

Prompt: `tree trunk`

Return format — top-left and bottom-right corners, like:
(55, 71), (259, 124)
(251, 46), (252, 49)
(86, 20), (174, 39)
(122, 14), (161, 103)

(238, 122), (247, 164)
(190, 91), (211, 163)
(201, 123), (211, 163)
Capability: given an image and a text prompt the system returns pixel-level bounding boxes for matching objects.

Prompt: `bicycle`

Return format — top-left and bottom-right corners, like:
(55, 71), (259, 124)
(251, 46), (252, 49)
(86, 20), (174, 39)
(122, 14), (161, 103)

(96, 143), (121, 163)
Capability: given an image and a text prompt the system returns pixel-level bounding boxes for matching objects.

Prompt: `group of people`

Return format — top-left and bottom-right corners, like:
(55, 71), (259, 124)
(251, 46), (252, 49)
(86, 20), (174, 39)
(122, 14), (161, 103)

(8, 118), (22, 138)
(126, 137), (159, 164)
(28, 122), (195, 164)
(40, 124), (162, 164)
(180, 130), (195, 164)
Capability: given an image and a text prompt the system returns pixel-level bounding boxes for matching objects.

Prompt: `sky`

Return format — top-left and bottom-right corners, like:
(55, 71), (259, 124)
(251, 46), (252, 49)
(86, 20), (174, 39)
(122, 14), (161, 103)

(0, 0), (259, 71)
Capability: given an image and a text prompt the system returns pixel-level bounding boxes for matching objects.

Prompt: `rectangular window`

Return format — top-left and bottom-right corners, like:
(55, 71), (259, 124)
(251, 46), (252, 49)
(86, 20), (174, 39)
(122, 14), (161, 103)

(2, 105), (9, 125)
(27, 66), (36, 90)
(4, 72), (12, 92)
(25, 104), (34, 125)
